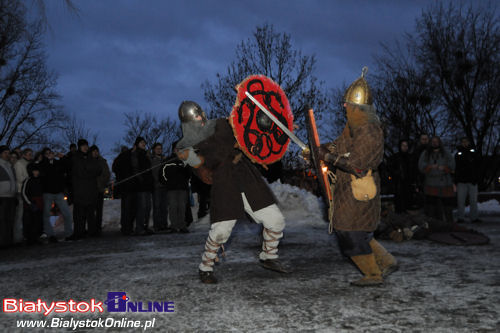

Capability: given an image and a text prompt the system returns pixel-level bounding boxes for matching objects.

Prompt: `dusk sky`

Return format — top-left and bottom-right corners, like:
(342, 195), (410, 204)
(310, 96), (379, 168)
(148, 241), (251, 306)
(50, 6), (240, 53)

(34, 0), (480, 160)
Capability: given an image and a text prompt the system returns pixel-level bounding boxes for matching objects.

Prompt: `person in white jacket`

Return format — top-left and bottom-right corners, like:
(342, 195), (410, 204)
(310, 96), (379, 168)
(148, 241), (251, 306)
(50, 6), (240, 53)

(13, 148), (33, 243)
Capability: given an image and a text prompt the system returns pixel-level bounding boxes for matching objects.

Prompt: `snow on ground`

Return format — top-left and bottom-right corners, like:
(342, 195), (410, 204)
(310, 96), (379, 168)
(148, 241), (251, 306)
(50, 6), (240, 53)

(464, 199), (500, 216)
(0, 183), (499, 332)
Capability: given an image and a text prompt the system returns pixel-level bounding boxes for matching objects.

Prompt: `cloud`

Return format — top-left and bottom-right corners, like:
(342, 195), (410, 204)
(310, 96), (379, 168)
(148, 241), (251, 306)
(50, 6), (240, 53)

(36, 0), (466, 159)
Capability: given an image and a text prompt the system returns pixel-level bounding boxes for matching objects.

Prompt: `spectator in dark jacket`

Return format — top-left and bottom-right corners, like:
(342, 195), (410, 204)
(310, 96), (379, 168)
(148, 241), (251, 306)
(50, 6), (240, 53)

(151, 143), (169, 233)
(90, 145), (111, 234)
(112, 147), (137, 235)
(64, 143), (77, 205)
(389, 139), (414, 213)
(39, 147), (74, 242)
(162, 144), (191, 233)
(112, 137), (153, 236)
(68, 143), (77, 155)
(131, 137), (153, 235)
(21, 163), (43, 244)
(455, 137), (482, 223)
(0, 145), (17, 247)
(71, 139), (102, 238)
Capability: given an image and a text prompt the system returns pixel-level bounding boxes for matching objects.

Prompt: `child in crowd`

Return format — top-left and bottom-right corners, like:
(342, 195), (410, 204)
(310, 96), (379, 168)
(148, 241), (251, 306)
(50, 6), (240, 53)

(21, 164), (44, 245)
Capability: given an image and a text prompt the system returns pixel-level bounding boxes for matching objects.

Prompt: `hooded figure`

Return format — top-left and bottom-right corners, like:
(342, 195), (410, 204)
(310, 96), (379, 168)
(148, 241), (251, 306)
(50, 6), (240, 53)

(306, 67), (398, 286)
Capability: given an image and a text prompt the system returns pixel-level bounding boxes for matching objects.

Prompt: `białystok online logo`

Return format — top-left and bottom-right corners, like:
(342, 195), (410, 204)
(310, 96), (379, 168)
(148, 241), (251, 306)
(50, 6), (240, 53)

(2, 299), (104, 316)
(2, 292), (174, 315)
(104, 292), (174, 313)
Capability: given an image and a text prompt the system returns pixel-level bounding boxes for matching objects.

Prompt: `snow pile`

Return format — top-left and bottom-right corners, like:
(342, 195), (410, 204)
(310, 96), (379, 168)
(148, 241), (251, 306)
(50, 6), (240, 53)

(269, 181), (326, 227)
(466, 199), (500, 216)
(102, 199), (121, 230)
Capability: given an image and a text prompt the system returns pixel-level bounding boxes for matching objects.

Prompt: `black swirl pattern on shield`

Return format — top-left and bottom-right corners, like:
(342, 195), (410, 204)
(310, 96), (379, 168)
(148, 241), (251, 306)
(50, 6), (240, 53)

(236, 78), (289, 160)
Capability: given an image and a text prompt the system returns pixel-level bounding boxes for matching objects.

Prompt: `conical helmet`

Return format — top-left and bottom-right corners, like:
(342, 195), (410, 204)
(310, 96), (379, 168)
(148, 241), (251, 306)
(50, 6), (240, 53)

(178, 101), (207, 124)
(343, 66), (373, 106)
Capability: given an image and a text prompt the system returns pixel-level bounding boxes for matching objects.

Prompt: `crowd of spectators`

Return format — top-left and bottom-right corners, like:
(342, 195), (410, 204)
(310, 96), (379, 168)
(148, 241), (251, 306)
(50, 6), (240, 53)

(387, 134), (483, 228)
(0, 135), (206, 249)
(0, 132), (485, 248)
(111, 137), (195, 237)
(112, 137), (193, 236)
(0, 140), (113, 247)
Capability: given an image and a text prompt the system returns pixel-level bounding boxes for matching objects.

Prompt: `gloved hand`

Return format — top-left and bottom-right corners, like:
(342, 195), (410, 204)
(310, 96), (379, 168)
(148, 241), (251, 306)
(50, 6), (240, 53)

(333, 156), (365, 178)
(302, 145), (331, 162)
(316, 145), (331, 161)
(177, 147), (203, 168)
(301, 147), (311, 161)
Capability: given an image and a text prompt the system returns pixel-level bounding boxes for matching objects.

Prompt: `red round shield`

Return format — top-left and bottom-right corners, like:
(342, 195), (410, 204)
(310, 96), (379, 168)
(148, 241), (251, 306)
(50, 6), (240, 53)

(229, 75), (293, 165)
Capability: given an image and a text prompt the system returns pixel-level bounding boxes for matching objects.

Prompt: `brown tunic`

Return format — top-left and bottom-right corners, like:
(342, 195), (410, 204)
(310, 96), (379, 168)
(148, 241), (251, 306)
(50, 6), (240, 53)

(331, 123), (384, 232)
(195, 119), (276, 223)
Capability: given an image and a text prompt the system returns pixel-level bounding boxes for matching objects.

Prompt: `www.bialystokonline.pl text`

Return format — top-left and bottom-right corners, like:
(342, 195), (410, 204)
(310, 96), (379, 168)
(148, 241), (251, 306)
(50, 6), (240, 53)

(16, 317), (156, 330)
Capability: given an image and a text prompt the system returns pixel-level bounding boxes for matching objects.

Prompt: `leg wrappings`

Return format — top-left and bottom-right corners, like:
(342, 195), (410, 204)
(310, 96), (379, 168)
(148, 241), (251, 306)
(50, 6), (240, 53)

(260, 227), (283, 260)
(199, 236), (224, 272)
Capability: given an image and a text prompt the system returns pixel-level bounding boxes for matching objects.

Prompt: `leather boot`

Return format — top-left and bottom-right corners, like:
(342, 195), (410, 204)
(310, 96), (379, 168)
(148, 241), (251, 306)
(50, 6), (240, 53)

(369, 239), (399, 277)
(350, 253), (383, 286)
(199, 270), (217, 284)
(259, 259), (291, 273)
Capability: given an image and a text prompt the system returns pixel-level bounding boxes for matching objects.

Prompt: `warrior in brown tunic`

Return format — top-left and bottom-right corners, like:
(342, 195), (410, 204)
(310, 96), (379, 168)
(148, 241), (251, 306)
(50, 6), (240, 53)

(175, 101), (287, 284)
(306, 68), (398, 286)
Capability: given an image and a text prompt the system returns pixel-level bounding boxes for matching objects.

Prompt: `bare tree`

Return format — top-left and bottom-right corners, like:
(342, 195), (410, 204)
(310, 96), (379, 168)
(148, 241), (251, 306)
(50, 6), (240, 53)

(328, 85), (350, 137)
(30, 0), (81, 32)
(203, 24), (332, 168)
(413, 1), (500, 156)
(58, 113), (98, 149)
(373, 41), (450, 156)
(0, 0), (66, 149)
(114, 110), (181, 155)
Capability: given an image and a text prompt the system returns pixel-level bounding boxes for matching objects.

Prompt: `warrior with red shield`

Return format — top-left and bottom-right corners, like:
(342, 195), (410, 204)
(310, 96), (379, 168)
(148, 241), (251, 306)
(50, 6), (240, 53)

(175, 76), (293, 284)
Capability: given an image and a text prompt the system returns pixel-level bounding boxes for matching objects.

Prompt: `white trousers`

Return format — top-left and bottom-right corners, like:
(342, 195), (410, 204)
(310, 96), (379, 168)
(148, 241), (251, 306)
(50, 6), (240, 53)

(199, 193), (285, 272)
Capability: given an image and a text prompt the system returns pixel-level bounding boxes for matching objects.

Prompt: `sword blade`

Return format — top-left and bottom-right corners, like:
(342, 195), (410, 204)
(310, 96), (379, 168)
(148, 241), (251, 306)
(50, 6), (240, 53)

(245, 91), (307, 150)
